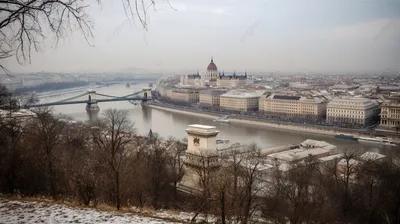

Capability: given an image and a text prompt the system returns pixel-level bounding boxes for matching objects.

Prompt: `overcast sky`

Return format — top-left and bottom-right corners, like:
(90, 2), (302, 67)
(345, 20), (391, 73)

(3, 0), (400, 74)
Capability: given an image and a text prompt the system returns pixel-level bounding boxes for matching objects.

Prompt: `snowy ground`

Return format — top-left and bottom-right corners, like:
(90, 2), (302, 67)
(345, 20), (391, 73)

(0, 198), (183, 224)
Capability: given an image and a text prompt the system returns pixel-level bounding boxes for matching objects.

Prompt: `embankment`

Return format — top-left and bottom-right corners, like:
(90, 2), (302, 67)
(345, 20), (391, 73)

(148, 104), (364, 137)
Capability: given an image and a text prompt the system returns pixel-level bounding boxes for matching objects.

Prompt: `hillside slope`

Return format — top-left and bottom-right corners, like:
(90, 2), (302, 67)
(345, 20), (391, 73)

(0, 198), (189, 224)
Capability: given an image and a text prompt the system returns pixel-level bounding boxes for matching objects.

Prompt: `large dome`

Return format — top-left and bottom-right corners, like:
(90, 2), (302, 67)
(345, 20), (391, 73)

(207, 58), (218, 71)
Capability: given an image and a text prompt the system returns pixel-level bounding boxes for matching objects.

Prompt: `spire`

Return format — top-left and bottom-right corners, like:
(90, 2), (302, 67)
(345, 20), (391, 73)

(211, 56), (213, 63)
(148, 129), (153, 138)
(197, 69), (199, 76)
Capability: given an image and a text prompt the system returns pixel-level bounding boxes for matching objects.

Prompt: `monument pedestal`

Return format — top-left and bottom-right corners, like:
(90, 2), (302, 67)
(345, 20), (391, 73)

(178, 124), (220, 194)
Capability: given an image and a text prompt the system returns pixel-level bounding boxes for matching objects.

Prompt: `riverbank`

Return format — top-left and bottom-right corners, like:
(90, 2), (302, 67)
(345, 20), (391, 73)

(147, 104), (360, 137)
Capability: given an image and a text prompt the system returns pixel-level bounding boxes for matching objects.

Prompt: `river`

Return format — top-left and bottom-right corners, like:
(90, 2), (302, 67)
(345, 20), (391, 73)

(38, 84), (400, 158)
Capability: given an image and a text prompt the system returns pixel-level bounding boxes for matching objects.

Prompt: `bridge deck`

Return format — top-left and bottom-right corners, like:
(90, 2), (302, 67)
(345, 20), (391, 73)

(27, 97), (152, 108)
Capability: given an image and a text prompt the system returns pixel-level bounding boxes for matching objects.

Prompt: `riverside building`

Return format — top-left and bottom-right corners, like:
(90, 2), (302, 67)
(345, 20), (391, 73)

(219, 90), (263, 112)
(217, 71), (248, 88)
(259, 94), (328, 122)
(199, 89), (228, 108)
(380, 94), (400, 129)
(170, 88), (200, 103)
(326, 97), (379, 126)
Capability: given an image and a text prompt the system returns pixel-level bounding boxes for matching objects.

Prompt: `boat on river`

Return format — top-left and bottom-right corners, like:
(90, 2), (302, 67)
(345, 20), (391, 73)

(126, 83), (130, 88)
(358, 136), (396, 146)
(213, 116), (231, 124)
(335, 133), (359, 141)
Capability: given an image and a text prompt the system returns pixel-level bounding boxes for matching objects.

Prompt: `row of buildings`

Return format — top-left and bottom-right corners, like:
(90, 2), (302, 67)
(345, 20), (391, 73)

(161, 87), (381, 126)
(158, 58), (400, 130)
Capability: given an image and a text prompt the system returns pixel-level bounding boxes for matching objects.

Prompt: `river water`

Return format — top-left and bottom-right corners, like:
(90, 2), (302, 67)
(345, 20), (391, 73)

(39, 84), (400, 158)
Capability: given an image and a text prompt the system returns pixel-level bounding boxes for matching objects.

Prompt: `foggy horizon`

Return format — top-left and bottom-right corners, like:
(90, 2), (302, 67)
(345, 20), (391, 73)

(3, 0), (400, 74)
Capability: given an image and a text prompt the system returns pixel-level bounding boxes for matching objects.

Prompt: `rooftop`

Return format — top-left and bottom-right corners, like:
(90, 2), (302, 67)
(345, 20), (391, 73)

(360, 151), (386, 161)
(173, 88), (200, 93)
(273, 95), (301, 101)
(221, 90), (263, 99)
(328, 97), (378, 107)
(186, 124), (219, 136)
(267, 94), (327, 103)
(268, 147), (332, 162)
(338, 158), (358, 167)
(199, 89), (228, 95)
(319, 153), (344, 162)
(207, 58), (218, 71)
(266, 139), (336, 163)
(188, 124), (216, 129)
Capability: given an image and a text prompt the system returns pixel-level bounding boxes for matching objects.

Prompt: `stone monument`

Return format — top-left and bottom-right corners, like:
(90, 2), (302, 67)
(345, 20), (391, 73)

(179, 124), (220, 192)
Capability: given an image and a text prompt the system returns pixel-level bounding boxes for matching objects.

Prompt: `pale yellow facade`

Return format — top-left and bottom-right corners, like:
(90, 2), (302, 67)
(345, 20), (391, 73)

(219, 91), (262, 112)
(327, 97), (379, 125)
(260, 94), (327, 119)
(170, 89), (200, 103)
(380, 98), (400, 128)
(164, 88), (174, 99)
(199, 94), (220, 106)
(199, 90), (227, 107)
(217, 78), (247, 88)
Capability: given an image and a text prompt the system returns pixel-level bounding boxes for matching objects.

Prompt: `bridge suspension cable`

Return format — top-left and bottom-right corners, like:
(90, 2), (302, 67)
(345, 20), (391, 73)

(121, 90), (144, 98)
(96, 93), (122, 98)
(96, 91), (143, 99)
(52, 92), (89, 104)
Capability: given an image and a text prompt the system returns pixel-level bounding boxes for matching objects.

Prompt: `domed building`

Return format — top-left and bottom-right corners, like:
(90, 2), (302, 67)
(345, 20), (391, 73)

(204, 57), (219, 86)
(179, 57), (247, 88)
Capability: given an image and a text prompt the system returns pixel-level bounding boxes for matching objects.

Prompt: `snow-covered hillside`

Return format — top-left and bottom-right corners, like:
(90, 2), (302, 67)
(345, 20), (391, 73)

(0, 198), (182, 224)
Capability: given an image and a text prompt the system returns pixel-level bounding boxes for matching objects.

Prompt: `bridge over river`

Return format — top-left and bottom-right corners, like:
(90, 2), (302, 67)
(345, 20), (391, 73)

(27, 88), (153, 112)
(32, 83), (400, 159)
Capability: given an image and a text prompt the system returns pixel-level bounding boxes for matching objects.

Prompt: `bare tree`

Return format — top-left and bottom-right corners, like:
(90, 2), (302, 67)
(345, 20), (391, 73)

(167, 137), (186, 200)
(210, 166), (233, 224)
(263, 158), (321, 224)
(26, 107), (65, 200)
(334, 149), (360, 217)
(0, 0), (95, 74)
(0, 112), (25, 193)
(0, 84), (11, 107)
(236, 147), (263, 224)
(0, 0), (167, 75)
(91, 108), (133, 209)
(17, 92), (39, 108)
(143, 135), (175, 208)
(190, 150), (219, 222)
(61, 122), (101, 206)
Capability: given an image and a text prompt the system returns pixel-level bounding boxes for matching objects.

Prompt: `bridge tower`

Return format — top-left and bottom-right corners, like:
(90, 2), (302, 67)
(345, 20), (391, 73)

(86, 89), (100, 113)
(141, 88), (153, 105)
(179, 124), (220, 193)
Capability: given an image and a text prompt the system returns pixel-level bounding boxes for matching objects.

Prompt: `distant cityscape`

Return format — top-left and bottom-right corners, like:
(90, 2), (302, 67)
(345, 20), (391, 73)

(0, 72), (163, 91)
(155, 58), (400, 134)
(3, 58), (400, 134)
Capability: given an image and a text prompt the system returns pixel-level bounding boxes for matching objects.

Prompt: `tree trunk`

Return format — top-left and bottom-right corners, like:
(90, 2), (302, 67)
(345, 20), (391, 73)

(48, 158), (57, 200)
(115, 171), (121, 209)
(7, 145), (17, 194)
(220, 190), (226, 224)
(191, 199), (209, 223)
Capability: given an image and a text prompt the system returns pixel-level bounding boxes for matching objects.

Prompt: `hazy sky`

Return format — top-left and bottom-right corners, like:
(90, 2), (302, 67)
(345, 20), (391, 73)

(3, 0), (400, 74)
